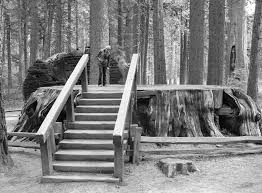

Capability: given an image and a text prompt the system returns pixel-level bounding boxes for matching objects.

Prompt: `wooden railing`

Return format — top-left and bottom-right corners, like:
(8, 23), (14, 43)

(36, 54), (89, 176)
(113, 54), (140, 181)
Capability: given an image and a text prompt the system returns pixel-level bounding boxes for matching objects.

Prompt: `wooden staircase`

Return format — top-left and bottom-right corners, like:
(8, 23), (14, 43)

(42, 89), (126, 183)
(37, 54), (140, 183)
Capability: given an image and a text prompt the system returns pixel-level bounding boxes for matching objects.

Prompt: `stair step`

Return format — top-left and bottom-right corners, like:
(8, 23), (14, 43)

(75, 113), (118, 121)
(59, 139), (127, 150)
(79, 98), (121, 106)
(67, 121), (115, 130)
(60, 139), (113, 149)
(53, 161), (114, 173)
(54, 149), (114, 161)
(42, 173), (119, 183)
(75, 105), (119, 113)
(64, 129), (128, 139)
(82, 92), (123, 99)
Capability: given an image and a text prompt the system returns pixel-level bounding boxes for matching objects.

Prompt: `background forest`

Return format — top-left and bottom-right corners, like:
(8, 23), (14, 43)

(0, 0), (261, 107)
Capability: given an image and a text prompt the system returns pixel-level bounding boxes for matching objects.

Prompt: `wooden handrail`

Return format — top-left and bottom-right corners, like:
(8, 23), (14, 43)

(113, 54), (139, 180)
(36, 54), (89, 143)
(113, 54), (139, 141)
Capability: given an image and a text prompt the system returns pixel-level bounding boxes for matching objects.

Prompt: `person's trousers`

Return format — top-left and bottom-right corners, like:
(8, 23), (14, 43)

(98, 65), (107, 86)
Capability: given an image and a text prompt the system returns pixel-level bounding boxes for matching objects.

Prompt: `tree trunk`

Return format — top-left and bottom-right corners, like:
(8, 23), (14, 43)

(90, 0), (109, 85)
(18, 0), (23, 84)
(22, 0), (28, 73)
(226, 0), (247, 85)
(132, 1), (139, 54)
(247, 0), (262, 102)
(180, 26), (188, 85)
(29, 3), (39, 66)
(0, 81), (13, 172)
(207, 0), (225, 85)
(153, 0), (166, 84)
(108, 0), (118, 49)
(143, 0), (150, 85)
(1, 12), (6, 88)
(75, 0), (79, 49)
(188, 0), (205, 85)
(67, 0), (72, 52)
(54, 0), (63, 54)
(43, 0), (54, 58)
(117, 0), (124, 47)
(124, 1), (133, 63)
(6, 13), (12, 93)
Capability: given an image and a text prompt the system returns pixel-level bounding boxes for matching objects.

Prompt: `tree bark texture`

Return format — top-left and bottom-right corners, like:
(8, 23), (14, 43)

(124, 0), (133, 63)
(188, 0), (205, 85)
(22, 0), (28, 73)
(75, 0), (79, 49)
(136, 86), (261, 137)
(180, 29), (188, 85)
(226, 0), (247, 83)
(207, 0), (225, 85)
(43, 0), (54, 58)
(117, 0), (124, 47)
(67, 0), (72, 52)
(108, 0), (118, 48)
(6, 14), (12, 91)
(54, 0), (63, 54)
(29, 2), (39, 67)
(18, 0), (23, 84)
(143, 0), (150, 85)
(89, 0), (109, 84)
(0, 81), (13, 172)
(153, 0), (167, 84)
(247, 0), (262, 102)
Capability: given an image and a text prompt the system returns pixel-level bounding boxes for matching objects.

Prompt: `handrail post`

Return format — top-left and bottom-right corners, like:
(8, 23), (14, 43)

(66, 93), (75, 122)
(113, 137), (124, 181)
(81, 65), (88, 93)
(40, 134), (53, 176)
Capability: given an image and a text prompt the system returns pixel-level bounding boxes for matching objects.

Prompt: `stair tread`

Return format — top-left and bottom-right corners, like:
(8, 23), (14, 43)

(77, 105), (120, 108)
(65, 129), (116, 134)
(80, 98), (121, 101)
(53, 160), (114, 167)
(55, 149), (114, 155)
(69, 121), (115, 124)
(75, 113), (118, 115)
(60, 139), (113, 144)
(42, 173), (119, 183)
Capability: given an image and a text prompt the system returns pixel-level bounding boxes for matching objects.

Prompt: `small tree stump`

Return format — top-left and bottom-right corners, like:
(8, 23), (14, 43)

(158, 158), (199, 177)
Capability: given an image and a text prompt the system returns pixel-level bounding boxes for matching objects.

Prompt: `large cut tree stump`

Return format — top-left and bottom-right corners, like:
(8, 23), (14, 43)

(158, 158), (199, 177)
(136, 85), (261, 137)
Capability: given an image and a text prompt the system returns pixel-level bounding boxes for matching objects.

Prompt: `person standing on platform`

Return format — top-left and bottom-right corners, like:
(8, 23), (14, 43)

(97, 45), (111, 86)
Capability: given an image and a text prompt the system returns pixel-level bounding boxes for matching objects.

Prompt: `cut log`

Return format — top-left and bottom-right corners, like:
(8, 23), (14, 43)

(158, 158), (199, 177)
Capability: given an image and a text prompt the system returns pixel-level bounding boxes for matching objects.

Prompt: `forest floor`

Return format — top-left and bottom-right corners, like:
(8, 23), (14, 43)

(2, 82), (262, 193)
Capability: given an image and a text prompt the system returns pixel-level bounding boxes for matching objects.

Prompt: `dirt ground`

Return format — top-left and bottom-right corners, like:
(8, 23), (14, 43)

(0, 148), (262, 193)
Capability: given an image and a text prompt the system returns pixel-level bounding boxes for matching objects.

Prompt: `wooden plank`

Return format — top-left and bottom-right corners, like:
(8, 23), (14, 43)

(8, 141), (39, 149)
(212, 89), (223, 108)
(36, 54), (89, 143)
(7, 132), (36, 138)
(40, 136), (53, 176)
(141, 146), (262, 156)
(140, 136), (262, 145)
(113, 54), (139, 140)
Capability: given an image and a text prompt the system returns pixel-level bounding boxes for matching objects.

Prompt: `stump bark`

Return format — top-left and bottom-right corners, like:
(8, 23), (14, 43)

(158, 158), (199, 177)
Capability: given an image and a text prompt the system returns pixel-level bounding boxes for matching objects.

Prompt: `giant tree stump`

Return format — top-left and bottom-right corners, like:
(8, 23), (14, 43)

(158, 158), (199, 177)
(136, 85), (262, 137)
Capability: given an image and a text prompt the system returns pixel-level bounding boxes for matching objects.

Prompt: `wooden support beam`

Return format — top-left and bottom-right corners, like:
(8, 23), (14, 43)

(81, 66), (88, 92)
(113, 137), (124, 182)
(7, 132), (36, 138)
(133, 127), (142, 164)
(66, 93), (75, 122)
(140, 136), (262, 145)
(40, 135), (53, 176)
